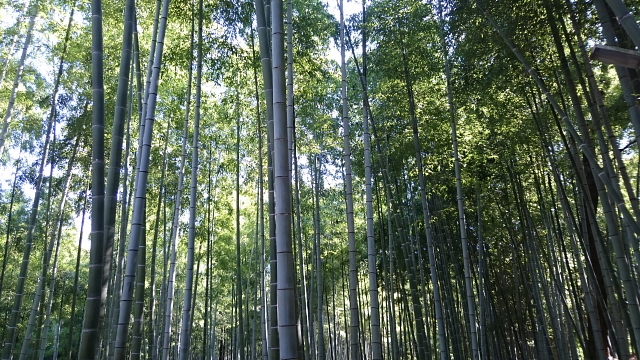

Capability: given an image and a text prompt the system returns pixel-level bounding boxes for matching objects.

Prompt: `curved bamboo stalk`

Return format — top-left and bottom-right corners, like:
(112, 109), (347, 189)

(66, 187), (88, 359)
(159, 8), (194, 360)
(0, 153), (23, 302)
(145, 93), (167, 360)
(112, 0), (172, 353)
(360, 2), (382, 358)
(178, 0), (203, 355)
(37, 136), (79, 360)
(0, 0), (30, 90)
(102, 0), (136, 316)
(399, 31), (446, 360)
(435, 1), (478, 358)
(1, 15), (56, 356)
(339, 2), (361, 359)
(313, 156), (326, 360)
(235, 91), (245, 360)
(19, 126), (57, 360)
(250, 23), (269, 360)
(130, 215), (146, 360)
(105, 63), (135, 360)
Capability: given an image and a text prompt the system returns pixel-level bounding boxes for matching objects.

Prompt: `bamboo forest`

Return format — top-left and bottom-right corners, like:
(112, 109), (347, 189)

(5, 0), (640, 358)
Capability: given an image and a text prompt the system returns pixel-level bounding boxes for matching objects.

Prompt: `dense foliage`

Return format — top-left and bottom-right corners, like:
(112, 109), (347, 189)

(1, 0), (640, 359)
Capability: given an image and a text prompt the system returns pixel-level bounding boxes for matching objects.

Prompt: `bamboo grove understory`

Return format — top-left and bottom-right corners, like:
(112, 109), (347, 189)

(3, 0), (640, 359)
